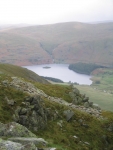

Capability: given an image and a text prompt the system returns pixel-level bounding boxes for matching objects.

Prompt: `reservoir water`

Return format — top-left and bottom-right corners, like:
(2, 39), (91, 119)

(23, 64), (92, 85)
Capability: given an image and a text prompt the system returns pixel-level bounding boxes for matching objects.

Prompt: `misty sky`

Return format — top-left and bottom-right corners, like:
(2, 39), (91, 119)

(0, 0), (113, 25)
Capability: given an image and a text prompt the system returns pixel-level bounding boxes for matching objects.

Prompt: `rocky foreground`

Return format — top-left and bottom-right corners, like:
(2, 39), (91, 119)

(0, 76), (113, 149)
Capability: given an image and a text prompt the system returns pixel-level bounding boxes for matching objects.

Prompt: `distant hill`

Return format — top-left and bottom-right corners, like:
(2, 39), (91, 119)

(0, 64), (49, 84)
(0, 22), (113, 66)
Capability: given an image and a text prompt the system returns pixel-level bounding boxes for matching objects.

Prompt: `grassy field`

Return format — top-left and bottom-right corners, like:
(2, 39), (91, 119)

(91, 68), (113, 92)
(75, 85), (113, 112)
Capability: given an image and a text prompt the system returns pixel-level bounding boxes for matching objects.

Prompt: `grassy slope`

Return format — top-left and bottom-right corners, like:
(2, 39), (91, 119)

(0, 31), (52, 65)
(0, 22), (113, 66)
(0, 73), (113, 150)
(0, 63), (49, 84)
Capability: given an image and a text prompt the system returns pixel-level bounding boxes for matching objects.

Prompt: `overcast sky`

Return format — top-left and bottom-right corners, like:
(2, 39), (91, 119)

(0, 0), (113, 25)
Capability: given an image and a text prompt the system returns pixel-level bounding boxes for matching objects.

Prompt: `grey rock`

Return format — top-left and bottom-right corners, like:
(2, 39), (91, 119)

(78, 119), (83, 125)
(8, 137), (48, 146)
(0, 122), (36, 137)
(92, 104), (101, 110)
(57, 120), (63, 128)
(0, 138), (37, 150)
(2, 80), (9, 85)
(82, 123), (89, 128)
(22, 142), (37, 150)
(72, 97), (78, 105)
(19, 108), (27, 115)
(0, 139), (22, 150)
(83, 97), (89, 102)
(89, 102), (93, 107)
(77, 97), (82, 104)
(63, 110), (74, 121)
(13, 95), (48, 131)
(84, 141), (90, 145)
(72, 88), (80, 95)
(84, 102), (89, 108)
(7, 100), (15, 106)
(108, 123), (113, 132)
(73, 135), (78, 139)
(5, 96), (15, 106)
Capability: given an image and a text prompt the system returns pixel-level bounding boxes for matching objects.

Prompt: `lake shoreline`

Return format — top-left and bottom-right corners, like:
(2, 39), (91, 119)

(23, 64), (92, 85)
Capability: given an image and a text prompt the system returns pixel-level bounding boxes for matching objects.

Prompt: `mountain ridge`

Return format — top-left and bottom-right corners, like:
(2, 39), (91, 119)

(0, 22), (113, 66)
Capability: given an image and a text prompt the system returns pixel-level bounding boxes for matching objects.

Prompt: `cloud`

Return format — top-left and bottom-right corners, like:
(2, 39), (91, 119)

(0, 0), (113, 24)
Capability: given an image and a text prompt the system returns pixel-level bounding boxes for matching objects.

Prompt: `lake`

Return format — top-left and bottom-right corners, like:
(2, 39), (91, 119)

(23, 64), (92, 85)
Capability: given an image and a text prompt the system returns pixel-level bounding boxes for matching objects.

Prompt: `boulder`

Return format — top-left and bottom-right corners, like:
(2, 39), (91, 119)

(72, 97), (78, 105)
(92, 104), (101, 110)
(63, 110), (74, 121)
(5, 96), (16, 106)
(77, 97), (82, 104)
(0, 122), (36, 137)
(84, 102), (90, 108)
(83, 97), (89, 102)
(19, 108), (28, 115)
(0, 138), (37, 150)
(0, 138), (22, 150)
(89, 102), (93, 107)
(72, 88), (80, 95)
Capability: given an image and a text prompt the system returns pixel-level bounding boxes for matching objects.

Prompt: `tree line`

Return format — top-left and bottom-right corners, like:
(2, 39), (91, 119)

(69, 62), (105, 75)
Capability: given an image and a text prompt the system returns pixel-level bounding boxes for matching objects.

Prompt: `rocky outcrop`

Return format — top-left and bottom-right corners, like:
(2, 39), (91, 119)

(3, 77), (103, 122)
(0, 122), (50, 150)
(1, 76), (113, 149)
(13, 95), (48, 131)
(47, 95), (103, 119)
(2, 77), (47, 97)
(0, 122), (36, 137)
(69, 85), (97, 108)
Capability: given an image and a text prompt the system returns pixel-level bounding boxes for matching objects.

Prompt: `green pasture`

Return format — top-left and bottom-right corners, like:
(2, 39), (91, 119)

(75, 85), (113, 112)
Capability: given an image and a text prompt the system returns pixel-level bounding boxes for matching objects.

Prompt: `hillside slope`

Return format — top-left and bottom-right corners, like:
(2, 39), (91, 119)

(0, 68), (113, 149)
(0, 64), (49, 84)
(0, 22), (113, 66)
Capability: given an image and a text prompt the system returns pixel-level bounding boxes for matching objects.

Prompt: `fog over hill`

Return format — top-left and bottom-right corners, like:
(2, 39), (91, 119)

(0, 22), (113, 66)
